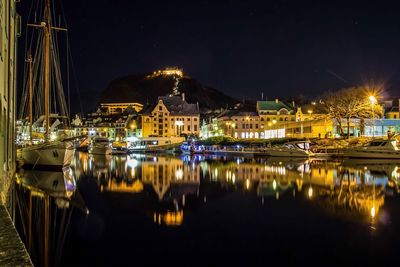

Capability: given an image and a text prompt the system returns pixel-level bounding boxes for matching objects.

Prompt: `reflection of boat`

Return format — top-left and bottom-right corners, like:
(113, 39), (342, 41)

(17, 167), (76, 201)
(89, 137), (112, 155)
(180, 141), (203, 155)
(266, 141), (313, 157)
(344, 138), (400, 159)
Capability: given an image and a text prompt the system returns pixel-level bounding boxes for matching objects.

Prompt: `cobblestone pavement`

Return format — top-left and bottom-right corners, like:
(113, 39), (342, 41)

(0, 205), (32, 266)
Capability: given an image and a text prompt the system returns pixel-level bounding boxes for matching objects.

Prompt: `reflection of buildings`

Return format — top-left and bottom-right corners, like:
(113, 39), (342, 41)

(204, 157), (396, 218)
(84, 155), (201, 201)
(141, 157), (200, 200)
(76, 154), (201, 226)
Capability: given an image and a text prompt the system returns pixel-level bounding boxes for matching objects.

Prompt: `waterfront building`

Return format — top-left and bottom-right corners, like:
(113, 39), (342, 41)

(70, 109), (141, 141)
(384, 99), (400, 119)
(0, 0), (19, 203)
(256, 99), (296, 124)
(141, 94), (200, 138)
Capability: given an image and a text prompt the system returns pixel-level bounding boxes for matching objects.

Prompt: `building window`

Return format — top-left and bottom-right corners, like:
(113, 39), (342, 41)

(267, 118), (270, 121)
(194, 118), (197, 121)
(242, 124), (245, 129)
(159, 106), (162, 111)
(194, 125), (197, 131)
(187, 125), (191, 131)
(187, 118), (190, 121)
(255, 124), (258, 129)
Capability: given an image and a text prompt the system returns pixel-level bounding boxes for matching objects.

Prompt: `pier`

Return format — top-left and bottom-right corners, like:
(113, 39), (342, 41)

(0, 205), (32, 266)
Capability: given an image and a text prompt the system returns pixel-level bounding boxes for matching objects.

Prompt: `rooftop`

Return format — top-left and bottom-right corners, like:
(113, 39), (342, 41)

(256, 100), (294, 112)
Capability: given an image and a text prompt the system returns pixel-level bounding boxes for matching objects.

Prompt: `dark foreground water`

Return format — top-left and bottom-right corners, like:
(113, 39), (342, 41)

(12, 153), (400, 266)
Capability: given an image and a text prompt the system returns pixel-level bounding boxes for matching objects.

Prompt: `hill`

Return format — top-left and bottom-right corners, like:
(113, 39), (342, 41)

(98, 70), (238, 112)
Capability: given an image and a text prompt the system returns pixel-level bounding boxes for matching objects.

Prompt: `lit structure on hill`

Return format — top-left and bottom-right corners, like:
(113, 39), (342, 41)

(148, 67), (184, 78)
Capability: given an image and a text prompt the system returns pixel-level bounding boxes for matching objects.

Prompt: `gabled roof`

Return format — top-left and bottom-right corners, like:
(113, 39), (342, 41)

(142, 95), (199, 115)
(387, 106), (399, 113)
(257, 100), (294, 112)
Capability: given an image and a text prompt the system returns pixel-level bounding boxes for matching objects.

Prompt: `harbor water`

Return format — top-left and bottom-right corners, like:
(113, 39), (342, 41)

(12, 153), (400, 266)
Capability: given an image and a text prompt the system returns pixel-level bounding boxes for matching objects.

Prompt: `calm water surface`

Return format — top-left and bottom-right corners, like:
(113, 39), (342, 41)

(13, 153), (400, 266)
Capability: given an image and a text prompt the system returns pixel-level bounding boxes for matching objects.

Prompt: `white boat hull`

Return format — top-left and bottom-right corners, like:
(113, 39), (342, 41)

(20, 141), (75, 169)
(344, 149), (400, 159)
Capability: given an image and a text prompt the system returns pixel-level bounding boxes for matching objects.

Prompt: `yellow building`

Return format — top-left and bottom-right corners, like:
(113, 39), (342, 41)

(256, 99), (296, 124)
(141, 95), (200, 138)
(100, 102), (143, 114)
(0, 0), (19, 203)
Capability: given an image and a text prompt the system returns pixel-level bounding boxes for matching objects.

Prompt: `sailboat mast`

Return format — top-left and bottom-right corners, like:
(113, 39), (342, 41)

(27, 53), (33, 142)
(44, 0), (51, 139)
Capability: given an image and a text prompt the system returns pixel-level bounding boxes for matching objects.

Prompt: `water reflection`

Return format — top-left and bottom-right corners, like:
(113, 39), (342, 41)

(72, 153), (400, 226)
(12, 167), (86, 267)
(13, 153), (400, 266)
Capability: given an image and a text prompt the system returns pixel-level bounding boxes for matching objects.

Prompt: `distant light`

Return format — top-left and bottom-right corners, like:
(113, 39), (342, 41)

(308, 186), (313, 198)
(246, 179), (250, 190)
(273, 179), (277, 190)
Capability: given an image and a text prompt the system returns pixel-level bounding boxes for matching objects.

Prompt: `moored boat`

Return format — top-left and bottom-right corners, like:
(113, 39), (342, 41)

(20, 140), (74, 170)
(344, 137), (400, 159)
(89, 137), (112, 155)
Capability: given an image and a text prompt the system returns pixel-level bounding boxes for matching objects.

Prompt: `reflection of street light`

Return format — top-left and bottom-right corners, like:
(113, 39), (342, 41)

(369, 95), (377, 137)
(308, 186), (313, 198)
(371, 176), (376, 219)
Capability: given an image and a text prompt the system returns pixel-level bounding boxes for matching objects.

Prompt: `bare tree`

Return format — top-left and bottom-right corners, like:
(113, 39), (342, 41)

(320, 87), (383, 138)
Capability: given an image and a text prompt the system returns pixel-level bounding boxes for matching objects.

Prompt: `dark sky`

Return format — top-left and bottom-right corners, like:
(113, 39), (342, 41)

(17, 0), (400, 113)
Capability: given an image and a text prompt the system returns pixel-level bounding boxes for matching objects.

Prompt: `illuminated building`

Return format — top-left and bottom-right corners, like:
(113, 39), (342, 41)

(148, 67), (184, 78)
(141, 94), (200, 138)
(99, 102), (143, 114)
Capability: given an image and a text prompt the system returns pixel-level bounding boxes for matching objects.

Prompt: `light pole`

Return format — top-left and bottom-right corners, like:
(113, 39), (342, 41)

(369, 95), (376, 137)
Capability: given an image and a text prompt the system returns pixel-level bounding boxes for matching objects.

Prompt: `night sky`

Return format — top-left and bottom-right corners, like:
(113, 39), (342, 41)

(17, 0), (400, 113)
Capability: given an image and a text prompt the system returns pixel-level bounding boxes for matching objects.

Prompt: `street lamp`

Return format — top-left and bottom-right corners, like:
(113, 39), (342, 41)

(369, 96), (377, 137)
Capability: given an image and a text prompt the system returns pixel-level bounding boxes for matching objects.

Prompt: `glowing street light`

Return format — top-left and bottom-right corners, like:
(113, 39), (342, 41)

(369, 95), (377, 104)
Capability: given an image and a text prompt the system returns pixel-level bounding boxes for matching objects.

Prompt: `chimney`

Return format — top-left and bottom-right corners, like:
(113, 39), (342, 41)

(275, 98), (279, 103)
(182, 93), (185, 102)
